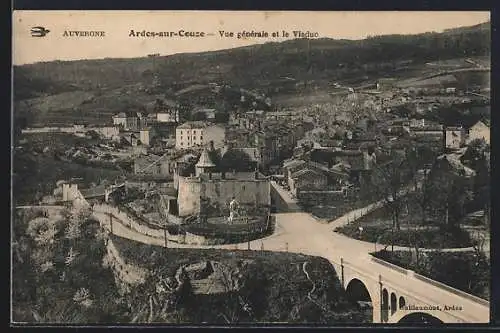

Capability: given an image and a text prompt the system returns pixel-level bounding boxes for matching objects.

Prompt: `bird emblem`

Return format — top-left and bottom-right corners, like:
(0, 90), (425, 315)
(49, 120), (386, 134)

(31, 26), (50, 37)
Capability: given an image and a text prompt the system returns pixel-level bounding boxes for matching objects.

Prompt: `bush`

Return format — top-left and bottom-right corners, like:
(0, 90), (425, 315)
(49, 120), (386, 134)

(110, 234), (370, 323)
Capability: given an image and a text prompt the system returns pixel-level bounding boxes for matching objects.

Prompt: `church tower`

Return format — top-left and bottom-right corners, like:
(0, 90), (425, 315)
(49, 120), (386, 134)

(195, 148), (216, 177)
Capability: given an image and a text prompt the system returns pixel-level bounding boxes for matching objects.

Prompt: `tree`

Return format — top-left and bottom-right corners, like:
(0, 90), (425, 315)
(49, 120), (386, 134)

(369, 150), (417, 252)
(426, 168), (474, 228)
(191, 112), (207, 121)
(214, 111), (230, 124)
(461, 138), (489, 170)
(370, 151), (415, 231)
(153, 98), (165, 112)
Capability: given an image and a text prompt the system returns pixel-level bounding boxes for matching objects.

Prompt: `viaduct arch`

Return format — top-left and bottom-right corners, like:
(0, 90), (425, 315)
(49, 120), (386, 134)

(332, 258), (485, 324)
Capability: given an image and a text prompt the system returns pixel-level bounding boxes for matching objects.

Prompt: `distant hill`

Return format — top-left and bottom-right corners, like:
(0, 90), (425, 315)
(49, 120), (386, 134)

(14, 22), (490, 126)
(443, 21), (490, 34)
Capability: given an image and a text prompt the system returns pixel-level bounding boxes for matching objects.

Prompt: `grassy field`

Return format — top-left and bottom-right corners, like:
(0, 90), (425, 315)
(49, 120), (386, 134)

(309, 199), (373, 221)
(111, 235), (371, 324)
(334, 193), (474, 248)
(344, 193), (426, 228)
(337, 224), (473, 249)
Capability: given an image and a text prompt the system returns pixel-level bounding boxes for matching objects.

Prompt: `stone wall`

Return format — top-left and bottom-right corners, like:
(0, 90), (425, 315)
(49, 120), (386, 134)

(62, 183), (91, 209)
(93, 203), (181, 242)
(184, 232), (208, 245)
(177, 176), (270, 217)
(177, 177), (202, 216)
(297, 189), (346, 206)
(104, 238), (148, 293)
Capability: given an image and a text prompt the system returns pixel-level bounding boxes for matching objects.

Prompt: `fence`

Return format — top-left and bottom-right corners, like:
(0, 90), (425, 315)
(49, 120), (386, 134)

(93, 203), (173, 240)
(185, 218), (268, 235)
(93, 203), (273, 246)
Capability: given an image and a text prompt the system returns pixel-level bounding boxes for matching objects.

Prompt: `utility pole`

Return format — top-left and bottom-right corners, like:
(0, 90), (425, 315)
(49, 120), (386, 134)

(108, 212), (114, 234)
(247, 217), (250, 250)
(391, 216), (395, 253)
(164, 226), (168, 249)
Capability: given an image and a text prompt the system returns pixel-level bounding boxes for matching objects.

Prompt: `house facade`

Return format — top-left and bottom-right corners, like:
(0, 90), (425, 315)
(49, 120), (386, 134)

(445, 127), (466, 150)
(466, 121), (490, 145)
(288, 168), (328, 196)
(175, 121), (226, 150)
(157, 112), (179, 123)
(134, 154), (174, 176)
(176, 152), (270, 217)
(139, 127), (156, 146)
(112, 112), (146, 131)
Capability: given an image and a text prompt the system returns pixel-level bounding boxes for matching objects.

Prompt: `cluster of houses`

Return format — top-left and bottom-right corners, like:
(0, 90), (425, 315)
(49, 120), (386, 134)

(273, 110), (490, 208)
(52, 87), (489, 222)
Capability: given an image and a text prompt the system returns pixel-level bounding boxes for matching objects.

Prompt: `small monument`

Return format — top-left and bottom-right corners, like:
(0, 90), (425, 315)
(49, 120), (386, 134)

(228, 197), (239, 224)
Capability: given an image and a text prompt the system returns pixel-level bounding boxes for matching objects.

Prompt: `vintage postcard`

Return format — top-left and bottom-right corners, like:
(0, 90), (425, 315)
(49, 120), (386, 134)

(12, 11), (491, 325)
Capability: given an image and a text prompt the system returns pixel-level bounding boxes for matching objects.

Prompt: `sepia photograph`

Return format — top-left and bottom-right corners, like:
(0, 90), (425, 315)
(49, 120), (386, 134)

(11, 10), (491, 325)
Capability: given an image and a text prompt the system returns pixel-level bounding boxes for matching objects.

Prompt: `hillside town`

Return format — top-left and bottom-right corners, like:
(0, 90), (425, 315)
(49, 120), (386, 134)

(21, 73), (490, 224)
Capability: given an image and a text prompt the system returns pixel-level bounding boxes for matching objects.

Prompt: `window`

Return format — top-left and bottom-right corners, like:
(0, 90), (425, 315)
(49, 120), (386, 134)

(193, 130), (196, 134)
(180, 142), (183, 146)
(193, 137), (196, 141)
(180, 130), (183, 135)
(200, 136), (203, 141)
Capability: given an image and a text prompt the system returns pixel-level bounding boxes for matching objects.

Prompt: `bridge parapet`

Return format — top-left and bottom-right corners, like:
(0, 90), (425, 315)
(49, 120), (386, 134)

(335, 256), (489, 324)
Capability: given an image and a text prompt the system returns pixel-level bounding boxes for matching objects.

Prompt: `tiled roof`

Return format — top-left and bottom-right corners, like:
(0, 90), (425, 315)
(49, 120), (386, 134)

(291, 168), (322, 179)
(283, 159), (306, 169)
(437, 154), (476, 177)
(470, 120), (489, 130)
(196, 149), (216, 168)
(177, 121), (210, 129)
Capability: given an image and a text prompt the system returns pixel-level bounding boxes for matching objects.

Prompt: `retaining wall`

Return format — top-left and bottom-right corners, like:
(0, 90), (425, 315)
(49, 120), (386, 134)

(104, 238), (148, 292)
(93, 203), (181, 241)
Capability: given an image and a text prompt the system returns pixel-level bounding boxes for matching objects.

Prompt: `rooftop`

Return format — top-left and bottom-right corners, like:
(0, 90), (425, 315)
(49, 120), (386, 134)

(446, 126), (464, 131)
(177, 121), (212, 129)
(471, 120), (489, 129)
(436, 154), (476, 177)
(283, 159), (306, 169)
(197, 171), (265, 182)
(196, 149), (216, 168)
(291, 168), (323, 179)
(135, 153), (163, 165)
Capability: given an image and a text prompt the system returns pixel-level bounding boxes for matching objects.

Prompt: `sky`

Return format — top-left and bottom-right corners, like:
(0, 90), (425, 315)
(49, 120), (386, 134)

(13, 11), (490, 65)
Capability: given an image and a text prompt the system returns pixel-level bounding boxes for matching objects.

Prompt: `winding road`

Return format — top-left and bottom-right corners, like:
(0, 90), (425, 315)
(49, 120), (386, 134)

(16, 197), (489, 323)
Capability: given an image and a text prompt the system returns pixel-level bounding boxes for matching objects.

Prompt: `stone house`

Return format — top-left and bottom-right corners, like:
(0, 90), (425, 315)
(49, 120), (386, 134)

(466, 120), (490, 145)
(445, 126), (466, 150)
(288, 168), (328, 196)
(176, 121), (225, 150)
(134, 153), (174, 176)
